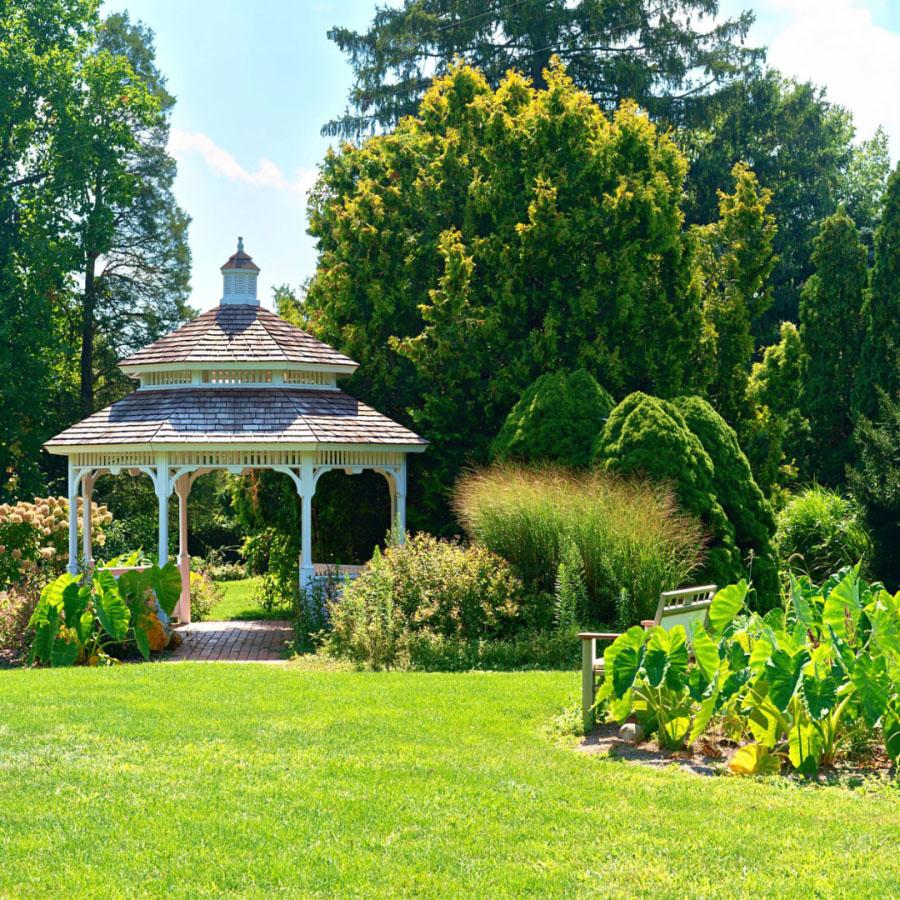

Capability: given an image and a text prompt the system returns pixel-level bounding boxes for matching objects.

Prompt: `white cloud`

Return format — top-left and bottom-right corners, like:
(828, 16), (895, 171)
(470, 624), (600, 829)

(761, 0), (900, 157)
(168, 129), (318, 198)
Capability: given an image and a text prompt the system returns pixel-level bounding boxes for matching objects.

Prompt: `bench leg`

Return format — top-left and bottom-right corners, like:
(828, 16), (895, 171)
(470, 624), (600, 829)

(581, 638), (595, 732)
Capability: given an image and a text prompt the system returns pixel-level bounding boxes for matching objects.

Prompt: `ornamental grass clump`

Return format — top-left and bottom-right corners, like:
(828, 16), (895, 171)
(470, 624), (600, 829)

(453, 465), (705, 625)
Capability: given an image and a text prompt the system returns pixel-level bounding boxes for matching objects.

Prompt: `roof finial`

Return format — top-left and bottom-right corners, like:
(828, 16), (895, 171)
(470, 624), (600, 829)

(237, 235), (244, 253)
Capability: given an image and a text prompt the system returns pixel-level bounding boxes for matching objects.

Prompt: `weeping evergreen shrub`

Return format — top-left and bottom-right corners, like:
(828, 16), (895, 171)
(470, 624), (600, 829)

(453, 465), (705, 624)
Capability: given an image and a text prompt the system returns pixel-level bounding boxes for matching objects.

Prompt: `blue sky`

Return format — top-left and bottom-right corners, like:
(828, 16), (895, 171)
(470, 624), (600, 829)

(105, 0), (900, 313)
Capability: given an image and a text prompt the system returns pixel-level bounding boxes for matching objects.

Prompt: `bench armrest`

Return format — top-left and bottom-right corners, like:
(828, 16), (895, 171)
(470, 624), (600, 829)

(578, 632), (622, 641)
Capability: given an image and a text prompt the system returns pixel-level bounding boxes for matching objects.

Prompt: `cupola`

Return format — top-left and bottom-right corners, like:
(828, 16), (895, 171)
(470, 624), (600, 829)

(220, 236), (260, 305)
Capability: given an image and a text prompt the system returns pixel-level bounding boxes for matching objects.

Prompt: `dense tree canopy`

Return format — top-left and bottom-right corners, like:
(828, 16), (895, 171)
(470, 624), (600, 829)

(799, 209), (867, 485)
(685, 71), (880, 340)
(307, 63), (707, 526)
(0, 2), (189, 500)
(490, 369), (614, 468)
(326, 0), (762, 137)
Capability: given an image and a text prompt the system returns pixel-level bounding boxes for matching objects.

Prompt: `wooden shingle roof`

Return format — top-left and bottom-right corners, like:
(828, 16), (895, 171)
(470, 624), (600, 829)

(118, 305), (357, 369)
(44, 389), (427, 449)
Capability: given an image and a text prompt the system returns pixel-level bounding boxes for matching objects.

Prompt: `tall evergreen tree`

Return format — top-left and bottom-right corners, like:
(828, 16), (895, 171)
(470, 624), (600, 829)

(695, 163), (776, 427)
(800, 209), (867, 485)
(685, 71), (858, 341)
(325, 0), (762, 137)
(307, 63), (706, 528)
(855, 164), (900, 421)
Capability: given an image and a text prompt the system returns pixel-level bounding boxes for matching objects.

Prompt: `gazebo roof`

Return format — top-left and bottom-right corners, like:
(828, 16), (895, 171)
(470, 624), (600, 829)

(44, 388), (427, 450)
(46, 238), (426, 458)
(119, 305), (357, 370)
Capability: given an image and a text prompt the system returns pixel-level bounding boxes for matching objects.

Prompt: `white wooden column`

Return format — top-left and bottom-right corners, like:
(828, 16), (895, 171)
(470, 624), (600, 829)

(175, 473), (192, 623)
(81, 471), (96, 572)
(396, 456), (407, 543)
(299, 453), (315, 592)
(66, 460), (79, 575)
(155, 454), (170, 566)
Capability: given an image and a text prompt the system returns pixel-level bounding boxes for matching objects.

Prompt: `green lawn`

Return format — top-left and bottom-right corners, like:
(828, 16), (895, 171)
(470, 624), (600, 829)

(208, 576), (291, 620)
(0, 666), (897, 897)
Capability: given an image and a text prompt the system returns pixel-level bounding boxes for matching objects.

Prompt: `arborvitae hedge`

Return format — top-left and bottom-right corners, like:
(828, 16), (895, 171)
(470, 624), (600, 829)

(490, 369), (614, 469)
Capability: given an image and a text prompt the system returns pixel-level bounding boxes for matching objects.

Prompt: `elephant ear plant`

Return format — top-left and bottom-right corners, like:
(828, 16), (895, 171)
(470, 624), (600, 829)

(597, 581), (750, 750)
(596, 568), (900, 774)
(28, 562), (181, 666)
(735, 565), (900, 774)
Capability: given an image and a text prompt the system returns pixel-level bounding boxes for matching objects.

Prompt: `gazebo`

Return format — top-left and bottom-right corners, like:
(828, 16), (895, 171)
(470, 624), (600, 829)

(44, 239), (427, 621)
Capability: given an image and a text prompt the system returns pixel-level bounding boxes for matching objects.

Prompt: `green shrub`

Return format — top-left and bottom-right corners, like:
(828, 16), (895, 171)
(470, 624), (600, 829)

(598, 568), (900, 773)
(404, 628), (580, 672)
(673, 396), (779, 606)
(490, 369), (614, 468)
(326, 535), (524, 668)
(594, 392), (777, 605)
(189, 570), (223, 622)
(453, 464), (704, 624)
(775, 486), (873, 582)
(592, 392), (740, 587)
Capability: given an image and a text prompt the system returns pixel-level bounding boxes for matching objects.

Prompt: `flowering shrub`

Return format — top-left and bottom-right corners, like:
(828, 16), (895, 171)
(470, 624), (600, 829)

(325, 534), (524, 668)
(0, 580), (40, 661)
(0, 497), (113, 588)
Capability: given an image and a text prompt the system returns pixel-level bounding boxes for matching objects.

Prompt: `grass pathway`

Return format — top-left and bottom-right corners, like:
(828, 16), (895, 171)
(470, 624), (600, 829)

(208, 576), (290, 621)
(0, 665), (897, 897)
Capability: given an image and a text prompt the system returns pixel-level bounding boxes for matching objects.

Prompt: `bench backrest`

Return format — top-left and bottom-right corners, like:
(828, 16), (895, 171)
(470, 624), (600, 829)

(653, 584), (717, 637)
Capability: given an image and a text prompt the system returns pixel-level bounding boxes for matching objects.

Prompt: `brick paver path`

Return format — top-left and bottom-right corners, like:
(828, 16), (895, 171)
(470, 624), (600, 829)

(166, 620), (293, 662)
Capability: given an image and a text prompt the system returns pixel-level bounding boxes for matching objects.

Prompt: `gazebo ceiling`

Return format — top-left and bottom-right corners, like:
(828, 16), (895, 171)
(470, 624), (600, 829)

(44, 388), (427, 450)
(119, 304), (358, 371)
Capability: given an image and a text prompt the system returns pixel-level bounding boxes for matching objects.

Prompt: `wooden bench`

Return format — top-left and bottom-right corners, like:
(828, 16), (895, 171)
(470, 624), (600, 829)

(579, 584), (717, 731)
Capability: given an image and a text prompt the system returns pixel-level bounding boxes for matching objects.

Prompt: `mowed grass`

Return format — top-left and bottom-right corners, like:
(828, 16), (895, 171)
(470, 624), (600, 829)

(0, 666), (898, 897)
(208, 577), (290, 621)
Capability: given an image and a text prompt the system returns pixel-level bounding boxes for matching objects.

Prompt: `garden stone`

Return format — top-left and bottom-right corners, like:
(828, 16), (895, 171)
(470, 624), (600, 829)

(618, 722), (645, 744)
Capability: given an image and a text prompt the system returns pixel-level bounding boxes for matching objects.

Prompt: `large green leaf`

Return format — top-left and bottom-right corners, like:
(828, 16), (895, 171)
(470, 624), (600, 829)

(61, 582), (87, 628)
(50, 638), (79, 668)
(728, 743), (781, 776)
(789, 574), (816, 631)
(133, 625), (150, 661)
(851, 654), (889, 727)
(869, 592), (900, 657)
(708, 581), (748, 635)
(95, 588), (130, 642)
(766, 648), (809, 712)
(29, 573), (78, 629)
(691, 624), (720, 683)
(801, 674), (837, 720)
(788, 721), (822, 774)
(605, 627), (646, 699)
(149, 562), (182, 616)
(822, 565), (861, 639)
(29, 610), (60, 665)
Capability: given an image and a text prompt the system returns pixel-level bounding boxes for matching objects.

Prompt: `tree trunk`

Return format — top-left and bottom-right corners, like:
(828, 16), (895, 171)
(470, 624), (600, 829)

(80, 252), (96, 418)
